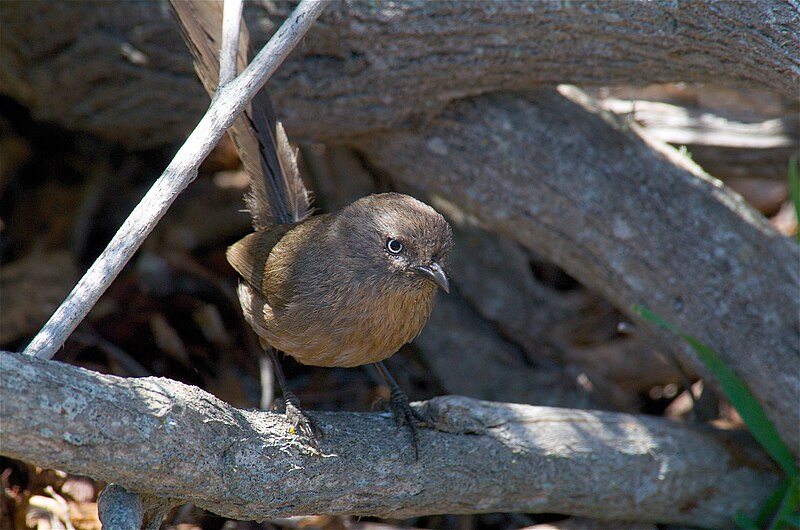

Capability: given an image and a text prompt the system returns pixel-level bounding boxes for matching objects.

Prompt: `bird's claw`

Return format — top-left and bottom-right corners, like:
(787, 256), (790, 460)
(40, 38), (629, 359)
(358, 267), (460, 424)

(387, 388), (431, 459)
(283, 393), (323, 451)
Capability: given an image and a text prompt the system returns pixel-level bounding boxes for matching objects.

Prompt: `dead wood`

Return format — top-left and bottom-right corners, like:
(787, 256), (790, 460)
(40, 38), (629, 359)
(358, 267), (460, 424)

(0, 1), (796, 148)
(0, 351), (780, 528)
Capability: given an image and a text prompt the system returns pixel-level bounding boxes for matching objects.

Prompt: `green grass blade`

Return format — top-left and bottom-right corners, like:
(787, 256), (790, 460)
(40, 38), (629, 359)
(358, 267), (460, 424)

(757, 478), (790, 528)
(633, 305), (798, 478)
(769, 476), (799, 529)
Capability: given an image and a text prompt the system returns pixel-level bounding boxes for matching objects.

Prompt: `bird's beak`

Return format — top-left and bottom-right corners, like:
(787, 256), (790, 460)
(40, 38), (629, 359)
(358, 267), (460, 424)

(412, 260), (450, 293)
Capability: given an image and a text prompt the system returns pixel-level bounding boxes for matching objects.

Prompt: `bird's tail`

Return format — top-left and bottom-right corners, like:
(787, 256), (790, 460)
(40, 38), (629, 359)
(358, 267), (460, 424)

(170, 0), (312, 228)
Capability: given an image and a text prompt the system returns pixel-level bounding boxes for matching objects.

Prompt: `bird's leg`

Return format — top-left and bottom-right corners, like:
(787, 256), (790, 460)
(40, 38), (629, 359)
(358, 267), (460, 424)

(375, 361), (430, 458)
(269, 349), (323, 449)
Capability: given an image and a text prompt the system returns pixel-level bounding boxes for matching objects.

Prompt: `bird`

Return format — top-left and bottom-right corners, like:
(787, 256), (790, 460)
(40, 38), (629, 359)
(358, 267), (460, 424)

(227, 191), (453, 452)
(170, 0), (453, 455)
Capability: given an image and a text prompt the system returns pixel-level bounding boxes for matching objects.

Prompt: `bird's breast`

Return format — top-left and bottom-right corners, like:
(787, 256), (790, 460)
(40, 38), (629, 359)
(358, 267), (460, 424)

(263, 282), (438, 368)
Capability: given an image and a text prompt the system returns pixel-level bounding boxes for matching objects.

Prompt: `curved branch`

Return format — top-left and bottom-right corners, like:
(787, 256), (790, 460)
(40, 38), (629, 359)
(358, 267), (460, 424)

(0, 1), (796, 147)
(351, 88), (800, 459)
(0, 351), (780, 528)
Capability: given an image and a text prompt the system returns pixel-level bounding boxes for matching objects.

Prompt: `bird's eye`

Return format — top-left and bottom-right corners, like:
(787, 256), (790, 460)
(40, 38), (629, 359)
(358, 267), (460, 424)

(386, 238), (404, 254)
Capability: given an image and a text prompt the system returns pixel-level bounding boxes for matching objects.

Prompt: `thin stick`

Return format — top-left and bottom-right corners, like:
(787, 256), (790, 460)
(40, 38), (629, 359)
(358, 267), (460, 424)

(219, 0), (244, 86)
(22, 0), (329, 360)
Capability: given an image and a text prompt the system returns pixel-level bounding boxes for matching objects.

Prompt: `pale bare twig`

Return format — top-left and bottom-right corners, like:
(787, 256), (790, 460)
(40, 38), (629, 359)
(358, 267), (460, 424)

(219, 0), (244, 86)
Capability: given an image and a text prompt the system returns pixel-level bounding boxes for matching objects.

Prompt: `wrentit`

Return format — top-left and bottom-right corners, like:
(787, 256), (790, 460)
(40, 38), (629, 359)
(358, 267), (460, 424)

(227, 192), (453, 453)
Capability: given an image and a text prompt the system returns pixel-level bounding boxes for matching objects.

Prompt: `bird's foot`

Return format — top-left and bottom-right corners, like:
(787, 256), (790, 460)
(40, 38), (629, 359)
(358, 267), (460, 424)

(283, 391), (323, 452)
(386, 386), (431, 460)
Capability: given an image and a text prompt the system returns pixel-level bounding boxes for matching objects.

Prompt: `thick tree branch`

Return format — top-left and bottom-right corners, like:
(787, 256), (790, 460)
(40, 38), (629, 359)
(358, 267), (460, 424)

(353, 88), (800, 459)
(0, 1), (796, 147)
(0, 351), (780, 528)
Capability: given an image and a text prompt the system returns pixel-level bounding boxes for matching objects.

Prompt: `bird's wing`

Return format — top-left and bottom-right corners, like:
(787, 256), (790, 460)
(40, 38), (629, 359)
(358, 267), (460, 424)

(226, 226), (291, 297)
(170, 0), (311, 227)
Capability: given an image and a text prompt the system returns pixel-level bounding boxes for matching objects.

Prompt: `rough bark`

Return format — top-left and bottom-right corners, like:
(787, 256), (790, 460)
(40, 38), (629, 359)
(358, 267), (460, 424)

(0, 1), (796, 148)
(353, 88), (800, 460)
(96, 486), (145, 530)
(0, 351), (780, 528)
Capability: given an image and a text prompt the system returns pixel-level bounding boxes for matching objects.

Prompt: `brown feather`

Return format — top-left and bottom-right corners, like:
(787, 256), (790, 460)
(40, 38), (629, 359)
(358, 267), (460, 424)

(170, 0), (311, 226)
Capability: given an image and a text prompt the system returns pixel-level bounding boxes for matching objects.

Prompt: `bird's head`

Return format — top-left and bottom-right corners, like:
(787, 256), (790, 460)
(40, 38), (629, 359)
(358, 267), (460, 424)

(337, 193), (453, 293)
